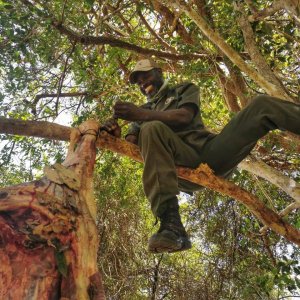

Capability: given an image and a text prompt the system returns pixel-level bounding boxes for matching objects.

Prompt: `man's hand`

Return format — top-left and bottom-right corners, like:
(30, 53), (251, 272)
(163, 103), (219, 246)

(125, 134), (138, 145)
(113, 101), (142, 121)
(100, 118), (121, 138)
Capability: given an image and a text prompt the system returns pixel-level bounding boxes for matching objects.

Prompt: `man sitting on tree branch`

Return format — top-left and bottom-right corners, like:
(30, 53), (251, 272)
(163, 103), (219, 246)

(102, 58), (300, 254)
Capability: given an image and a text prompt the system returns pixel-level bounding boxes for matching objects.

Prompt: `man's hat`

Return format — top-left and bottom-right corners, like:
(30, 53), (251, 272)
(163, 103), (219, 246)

(129, 58), (161, 84)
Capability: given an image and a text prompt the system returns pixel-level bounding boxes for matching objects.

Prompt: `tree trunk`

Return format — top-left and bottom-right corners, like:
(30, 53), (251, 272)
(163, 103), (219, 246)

(0, 120), (105, 299)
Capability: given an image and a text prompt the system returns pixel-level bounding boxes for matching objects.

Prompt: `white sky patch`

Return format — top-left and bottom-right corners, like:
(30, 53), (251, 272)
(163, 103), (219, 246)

(54, 109), (73, 126)
(218, 62), (230, 76)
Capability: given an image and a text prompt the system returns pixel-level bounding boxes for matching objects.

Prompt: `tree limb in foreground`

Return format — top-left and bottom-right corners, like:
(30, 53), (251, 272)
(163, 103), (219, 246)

(0, 116), (299, 247)
(0, 120), (105, 299)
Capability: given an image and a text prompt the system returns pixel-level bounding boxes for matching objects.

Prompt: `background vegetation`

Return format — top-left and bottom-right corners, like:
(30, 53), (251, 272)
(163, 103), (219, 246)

(0, 0), (299, 299)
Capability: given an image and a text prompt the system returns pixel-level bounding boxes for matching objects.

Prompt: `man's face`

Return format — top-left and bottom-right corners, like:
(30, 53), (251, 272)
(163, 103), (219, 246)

(135, 69), (164, 98)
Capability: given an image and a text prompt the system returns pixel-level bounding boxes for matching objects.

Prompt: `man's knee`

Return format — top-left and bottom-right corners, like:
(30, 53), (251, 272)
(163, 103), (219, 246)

(249, 95), (270, 107)
(139, 121), (172, 149)
(249, 94), (283, 109)
(245, 95), (278, 115)
(140, 121), (167, 136)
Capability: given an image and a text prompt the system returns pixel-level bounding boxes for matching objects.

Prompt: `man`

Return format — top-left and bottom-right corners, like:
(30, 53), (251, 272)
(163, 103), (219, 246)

(103, 58), (300, 254)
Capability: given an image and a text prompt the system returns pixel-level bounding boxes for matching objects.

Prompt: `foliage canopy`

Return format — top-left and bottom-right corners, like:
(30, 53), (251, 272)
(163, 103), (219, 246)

(0, 0), (300, 298)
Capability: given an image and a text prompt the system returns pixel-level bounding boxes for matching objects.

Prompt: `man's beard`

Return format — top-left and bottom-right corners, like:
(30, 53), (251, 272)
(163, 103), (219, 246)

(141, 79), (164, 98)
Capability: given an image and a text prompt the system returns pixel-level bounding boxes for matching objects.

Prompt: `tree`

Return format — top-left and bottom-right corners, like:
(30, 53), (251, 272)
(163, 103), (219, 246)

(0, 120), (105, 299)
(1, 0), (300, 298)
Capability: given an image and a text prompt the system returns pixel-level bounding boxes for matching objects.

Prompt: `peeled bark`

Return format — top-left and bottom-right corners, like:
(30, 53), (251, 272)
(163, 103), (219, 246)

(177, 164), (300, 246)
(0, 120), (105, 299)
(1, 117), (300, 248)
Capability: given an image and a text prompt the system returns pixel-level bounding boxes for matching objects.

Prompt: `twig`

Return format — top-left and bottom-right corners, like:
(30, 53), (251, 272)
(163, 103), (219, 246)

(0, 141), (16, 167)
(151, 254), (164, 300)
(136, 5), (177, 53)
(55, 42), (76, 115)
(60, 0), (68, 23)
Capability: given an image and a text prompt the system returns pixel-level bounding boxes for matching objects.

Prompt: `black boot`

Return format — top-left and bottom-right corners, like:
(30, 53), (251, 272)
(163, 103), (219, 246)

(148, 199), (191, 253)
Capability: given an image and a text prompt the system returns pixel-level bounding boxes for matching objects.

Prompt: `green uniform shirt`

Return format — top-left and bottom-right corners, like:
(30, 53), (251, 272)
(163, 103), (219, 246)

(127, 82), (215, 151)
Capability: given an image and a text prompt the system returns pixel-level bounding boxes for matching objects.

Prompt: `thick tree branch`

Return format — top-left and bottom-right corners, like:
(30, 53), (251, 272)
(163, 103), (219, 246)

(52, 21), (207, 61)
(239, 158), (300, 201)
(248, 0), (300, 25)
(0, 117), (71, 141)
(215, 66), (241, 112)
(260, 201), (300, 234)
(34, 92), (89, 103)
(0, 120), (105, 299)
(163, 0), (293, 100)
(235, 3), (291, 99)
(1, 117), (300, 247)
(144, 0), (194, 44)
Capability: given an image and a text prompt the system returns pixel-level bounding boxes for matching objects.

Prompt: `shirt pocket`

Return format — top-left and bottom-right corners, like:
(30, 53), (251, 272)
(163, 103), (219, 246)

(160, 94), (180, 111)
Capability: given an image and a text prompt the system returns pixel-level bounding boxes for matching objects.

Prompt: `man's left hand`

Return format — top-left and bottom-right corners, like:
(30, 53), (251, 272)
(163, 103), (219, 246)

(113, 101), (142, 121)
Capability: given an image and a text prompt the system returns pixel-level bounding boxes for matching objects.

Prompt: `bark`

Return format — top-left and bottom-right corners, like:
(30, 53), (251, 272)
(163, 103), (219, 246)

(238, 158), (300, 201)
(0, 120), (105, 299)
(163, 0), (293, 100)
(52, 20), (210, 61)
(0, 117), (71, 141)
(176, 165), (300, 247)
(264, 132), (300, 153)
(260, 201), (300, 234)
(145, 0), (194, 44)
(235, 3), (291, 99)
(1, 117), (300, 247)
(248, 0), (300, 25)
(216, 67), (241, 112)
(228, 66), (250, 107)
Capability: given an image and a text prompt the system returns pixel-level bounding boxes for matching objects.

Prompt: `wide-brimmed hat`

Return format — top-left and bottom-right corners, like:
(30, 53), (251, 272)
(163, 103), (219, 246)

(129, 58), (161, 84)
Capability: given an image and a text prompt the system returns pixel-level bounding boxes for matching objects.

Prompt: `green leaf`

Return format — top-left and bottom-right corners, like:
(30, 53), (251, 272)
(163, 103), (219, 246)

(84, 0), (94, 8)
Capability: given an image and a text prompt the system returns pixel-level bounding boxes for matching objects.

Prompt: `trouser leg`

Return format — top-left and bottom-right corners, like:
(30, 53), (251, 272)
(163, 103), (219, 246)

(199, 95), (300, 176)
(138, 121), (201, 217)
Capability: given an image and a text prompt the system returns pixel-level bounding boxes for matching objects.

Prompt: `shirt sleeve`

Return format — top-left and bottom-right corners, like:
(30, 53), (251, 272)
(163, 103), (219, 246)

(177, 83), (200, 113)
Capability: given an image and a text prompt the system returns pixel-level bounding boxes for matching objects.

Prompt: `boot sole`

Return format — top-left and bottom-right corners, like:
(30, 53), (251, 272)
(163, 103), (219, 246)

(148, 231), (192, 253)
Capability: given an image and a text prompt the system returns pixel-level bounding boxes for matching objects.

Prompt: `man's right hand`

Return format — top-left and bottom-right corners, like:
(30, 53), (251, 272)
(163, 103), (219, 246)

(100, 118), (121, 138)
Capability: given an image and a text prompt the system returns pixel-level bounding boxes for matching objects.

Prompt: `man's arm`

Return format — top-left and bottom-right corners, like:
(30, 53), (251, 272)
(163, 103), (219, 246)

(113, 101), (195, 129)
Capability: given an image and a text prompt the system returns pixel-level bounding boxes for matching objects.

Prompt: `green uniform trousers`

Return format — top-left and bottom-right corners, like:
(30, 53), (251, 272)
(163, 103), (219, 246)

(138, 95), (300, 217)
